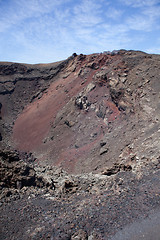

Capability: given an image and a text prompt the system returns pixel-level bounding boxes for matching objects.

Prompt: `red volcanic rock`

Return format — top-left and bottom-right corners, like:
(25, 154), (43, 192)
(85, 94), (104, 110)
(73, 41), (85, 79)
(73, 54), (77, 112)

(0, 50), (160, 175)
(0, 50), (160, 240)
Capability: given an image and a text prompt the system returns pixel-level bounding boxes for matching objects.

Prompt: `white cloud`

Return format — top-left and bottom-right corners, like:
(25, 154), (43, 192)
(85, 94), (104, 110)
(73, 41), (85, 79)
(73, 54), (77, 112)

(98, 24), (131, 48)
(127, 15), (154, 31)
(106, 7), (123, 20)
(15, 0), (68, 15)
(0, 0), (70, 32)
(143, 5), (160, 22)
(122, 0), (160, 32)
(73, 0), (102, 27)
(146, 47), (160, 54)
(121, 0), (159, 7)
(0, 0), (160, 63)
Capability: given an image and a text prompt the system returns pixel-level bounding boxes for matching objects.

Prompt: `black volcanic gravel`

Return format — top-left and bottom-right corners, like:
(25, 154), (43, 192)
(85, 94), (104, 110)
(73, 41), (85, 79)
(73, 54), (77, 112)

(0, 169), (160, 240)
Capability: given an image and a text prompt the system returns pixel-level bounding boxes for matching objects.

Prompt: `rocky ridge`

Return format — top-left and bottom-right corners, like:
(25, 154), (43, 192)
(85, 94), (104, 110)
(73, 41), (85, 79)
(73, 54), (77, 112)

(0, 50), (160, 239)
(0, 147), (159, 239)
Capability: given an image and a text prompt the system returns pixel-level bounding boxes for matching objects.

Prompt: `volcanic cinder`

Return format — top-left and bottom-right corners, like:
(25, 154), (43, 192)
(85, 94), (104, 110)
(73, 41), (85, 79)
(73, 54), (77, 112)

(0, 50), (160, 240)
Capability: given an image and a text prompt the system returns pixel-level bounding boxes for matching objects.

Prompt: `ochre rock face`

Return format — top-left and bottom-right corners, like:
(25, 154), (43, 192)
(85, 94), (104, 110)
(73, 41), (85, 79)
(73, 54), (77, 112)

(1, 50), (160, 174)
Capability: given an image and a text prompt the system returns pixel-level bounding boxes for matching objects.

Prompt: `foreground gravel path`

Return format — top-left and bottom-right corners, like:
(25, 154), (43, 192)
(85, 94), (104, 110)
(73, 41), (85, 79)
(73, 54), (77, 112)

(110, 210), (160, 240)
(0, 168), (160, 240)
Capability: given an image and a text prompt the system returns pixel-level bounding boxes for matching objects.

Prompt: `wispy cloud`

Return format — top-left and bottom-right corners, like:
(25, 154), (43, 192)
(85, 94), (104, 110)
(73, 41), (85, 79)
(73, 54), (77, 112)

(0, 0), (160, 63)
(126, 15), (154, 31)
(0, 0), (70, 32)
(72, 0), (102, 27)
(106, 7), (123, 20)
(120, 0), (160, 32)
(120, 0), (160, 7)
(146, 47), (160, 54)
(143, 5), (160, 24)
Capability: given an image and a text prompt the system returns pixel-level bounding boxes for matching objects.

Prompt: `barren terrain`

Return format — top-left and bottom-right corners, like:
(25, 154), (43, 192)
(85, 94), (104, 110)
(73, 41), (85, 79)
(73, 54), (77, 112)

(0, 50), (160, 239)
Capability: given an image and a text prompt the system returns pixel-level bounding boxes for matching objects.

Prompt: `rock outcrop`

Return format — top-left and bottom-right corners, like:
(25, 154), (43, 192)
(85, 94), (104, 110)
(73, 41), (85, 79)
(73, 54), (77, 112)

(0, 50), (160, 240)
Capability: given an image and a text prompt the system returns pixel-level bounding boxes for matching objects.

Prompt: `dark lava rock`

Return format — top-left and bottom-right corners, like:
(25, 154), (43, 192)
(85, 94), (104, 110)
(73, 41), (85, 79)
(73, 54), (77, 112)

(0, 50), (160, 240)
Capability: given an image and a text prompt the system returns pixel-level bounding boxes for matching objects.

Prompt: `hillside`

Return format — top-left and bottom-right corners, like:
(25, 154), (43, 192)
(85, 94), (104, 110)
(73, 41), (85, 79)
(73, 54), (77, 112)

(0, 50), (160, 239)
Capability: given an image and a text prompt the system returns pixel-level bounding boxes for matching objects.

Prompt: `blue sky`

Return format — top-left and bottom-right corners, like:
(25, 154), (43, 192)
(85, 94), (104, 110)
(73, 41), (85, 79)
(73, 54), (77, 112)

(0, 0), (160, 63)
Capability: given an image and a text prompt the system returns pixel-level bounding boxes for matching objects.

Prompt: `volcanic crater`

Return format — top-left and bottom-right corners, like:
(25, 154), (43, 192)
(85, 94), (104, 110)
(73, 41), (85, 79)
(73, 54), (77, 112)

(0, 50), (160, 240)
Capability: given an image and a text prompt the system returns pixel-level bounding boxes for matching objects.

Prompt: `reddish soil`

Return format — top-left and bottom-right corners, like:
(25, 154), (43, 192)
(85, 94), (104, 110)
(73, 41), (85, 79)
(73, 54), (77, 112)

(1, 50), (160, 240)
(12, 56), (108, 151)
(12, 53), (124, 173)
(1, 50), (160, 175)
